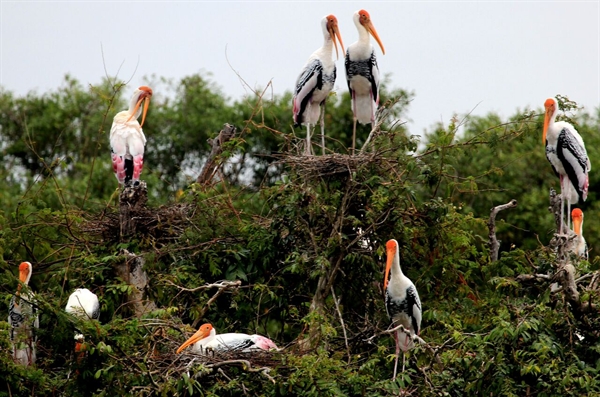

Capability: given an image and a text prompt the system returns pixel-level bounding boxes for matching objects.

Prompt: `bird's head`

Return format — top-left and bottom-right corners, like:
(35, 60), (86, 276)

(18, 261), (32, 287)
(127, 86), (153, 126)
(325, 14), (345, 60)
(176, 323), (215, 354)
(384, 239), (398, 290)
(356, 9), (385, 55)
(572, 208), (584, 235)
(543, 97), (557, 146)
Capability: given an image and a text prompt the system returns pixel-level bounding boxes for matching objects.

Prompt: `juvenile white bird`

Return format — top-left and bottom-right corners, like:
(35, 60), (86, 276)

(293, 14), (344, 155)
(570, 208), (588, 260)
(65, 288), (100, 353)
(110, 86), (153, 186)
(176, 323), (278, 354)
(384, 239), (421, 380)
(543, 97), (590, 232)
(8, 261), (39, 366)
(345, 9), (385, 154)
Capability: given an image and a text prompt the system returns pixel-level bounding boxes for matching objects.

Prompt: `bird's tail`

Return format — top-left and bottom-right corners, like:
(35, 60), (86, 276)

(352, 94), (376, 125)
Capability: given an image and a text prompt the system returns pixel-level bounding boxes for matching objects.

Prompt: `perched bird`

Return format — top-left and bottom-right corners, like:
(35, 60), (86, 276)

(65, 288), (100, 355)
(8, 261), (39, 366)
(543, 97), (591, 232)
(293, 14), (345, 155)
(345, 9), (385, 154)
(110, 86), (153, 186)
(384, 239), (422, 380)
(176, 323), (278, 354)
(570, 208), (588, 260)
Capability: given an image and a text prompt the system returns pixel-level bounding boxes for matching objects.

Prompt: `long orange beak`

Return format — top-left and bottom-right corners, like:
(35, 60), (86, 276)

(572, 209), (583, 235)
(543, 98), (555, 146)
(365, 20), (385, 55)
(384, 241), (395, 291)
(327, 16), (345, 60)
(176, 326), (210, 354)
(126, 87), (153, 126)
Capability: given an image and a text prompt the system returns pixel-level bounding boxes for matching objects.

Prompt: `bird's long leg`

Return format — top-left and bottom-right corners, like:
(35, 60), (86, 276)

(352, 92), (357, 156)
(320, 104), (326, 156)
(402, 352), (406, 375)
(305, 124), (313, 155)
(392, 331), (399, 380)
(567, 199), (572, 231)
(559, 176), (565, 234)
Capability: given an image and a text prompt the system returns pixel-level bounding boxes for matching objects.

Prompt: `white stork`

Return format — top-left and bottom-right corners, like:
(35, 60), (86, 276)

(65, 288), (100, 355)
(384, 239), (421, 380)
(110, 86), (153, 186)
(543, 97), (591, 232)
(293, 14), (344, 156)
(345, 9), (385, 155)
(570, 208), (588, 260)
(8, 261), (39, 366)
(176, 323), (278, 354)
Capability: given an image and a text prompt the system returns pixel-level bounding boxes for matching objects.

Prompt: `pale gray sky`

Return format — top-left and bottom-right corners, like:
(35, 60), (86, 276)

(1, 1), (598, 136)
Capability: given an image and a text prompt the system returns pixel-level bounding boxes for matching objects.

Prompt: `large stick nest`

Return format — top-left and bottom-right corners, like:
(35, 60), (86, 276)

(81, 201), (195, 244)
(275, 151), (396, 180)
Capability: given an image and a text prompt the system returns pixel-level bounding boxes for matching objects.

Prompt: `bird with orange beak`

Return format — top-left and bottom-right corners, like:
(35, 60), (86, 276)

(8, 261), (39, 366)
(345, 9), (385, 154)
(176, 323), (278, 354)
(293, 14), (345, 156)
(110, 86), (153, 186)
(542, 97), (590, 233)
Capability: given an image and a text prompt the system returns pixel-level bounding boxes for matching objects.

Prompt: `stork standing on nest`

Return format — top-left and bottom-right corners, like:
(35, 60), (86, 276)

(110, 86), (153, 186)
(8, 261), (39, 366)
(176, 323), (278, 354)
(345, 9), (385, 155)
(293, 14), (345, 156)
(543, 97), (590, 232)
(384, 239), (422, 380)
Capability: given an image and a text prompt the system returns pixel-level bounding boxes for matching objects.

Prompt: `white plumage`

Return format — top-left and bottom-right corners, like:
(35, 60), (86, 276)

(110, 86), (153, 186)
(293, 14), (344, 155)
(384, 239), (421, 380)
(176, 323), (278, 354)
(65, 288), (100, 339)
(8, 261), (39, 366)
(345, 9), (385, 154)
(543, 97), (591, 232)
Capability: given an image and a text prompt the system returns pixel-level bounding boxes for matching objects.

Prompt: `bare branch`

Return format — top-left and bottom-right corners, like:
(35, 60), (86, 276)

(197, 124), (238, 185)
(488, 199), (518, 262)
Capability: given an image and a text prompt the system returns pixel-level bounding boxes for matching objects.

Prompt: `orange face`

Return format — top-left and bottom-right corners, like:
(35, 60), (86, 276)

(572, 208), (584, 235)
(384, 240), (397, 290)
(176, 323), (214, 354)
(326, 14), (345, 60)
(542, 98), (556, 146)
(358, 9), (385, 55)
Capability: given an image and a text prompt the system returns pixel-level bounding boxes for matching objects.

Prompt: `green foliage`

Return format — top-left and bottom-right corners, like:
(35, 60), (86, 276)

(1, 75), (599, 396)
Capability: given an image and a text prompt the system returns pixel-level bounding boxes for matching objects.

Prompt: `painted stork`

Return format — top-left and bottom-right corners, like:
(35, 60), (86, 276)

(8, 261), (39, 366)
(384, 239), (421, 380)
(65, 288), (100, 355)
(293, 14), (344, 156)
(345, 9), (385, 154)
(176, 323), (278, 354)
(570, 208), (588, 260)
(543, 97), (590, 232)
(110, 86), (153, 186)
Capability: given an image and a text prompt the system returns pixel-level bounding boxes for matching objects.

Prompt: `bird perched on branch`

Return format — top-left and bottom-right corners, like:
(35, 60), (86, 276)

(176, 323), (278, 354)
(384, 239), (421, 380)
(345, 9), (385, 154)
(543, 97), (590, 232)
(570, 208), (588, 260)
(65, 288), (100, 357)
(8, 261), (39, 366)
(110, 86), (153, 186)
(293, 14), (344, 155)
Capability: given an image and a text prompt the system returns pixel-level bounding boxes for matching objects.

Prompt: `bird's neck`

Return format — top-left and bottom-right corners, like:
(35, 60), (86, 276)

(356, 23), (371, 45)
(128, 95), (142, 120)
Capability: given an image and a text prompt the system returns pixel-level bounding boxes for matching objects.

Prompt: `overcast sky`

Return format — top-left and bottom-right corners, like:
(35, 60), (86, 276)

(1, 1), (598, 136)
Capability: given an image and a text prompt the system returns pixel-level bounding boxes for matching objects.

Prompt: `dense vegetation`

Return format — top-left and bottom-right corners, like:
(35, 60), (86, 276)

(1, 74), (599, 396)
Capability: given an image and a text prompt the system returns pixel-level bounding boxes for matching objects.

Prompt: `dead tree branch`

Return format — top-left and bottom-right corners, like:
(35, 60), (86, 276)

(197, 124), (237, 185)
(488, 199), (518, 262)
(119, 181), (148, 238)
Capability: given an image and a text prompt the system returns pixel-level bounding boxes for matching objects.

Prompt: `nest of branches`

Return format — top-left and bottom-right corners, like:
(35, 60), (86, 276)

(81, 183), (195, 244)
(275, 151), (394, 180)
(126, 319), (284, 390)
